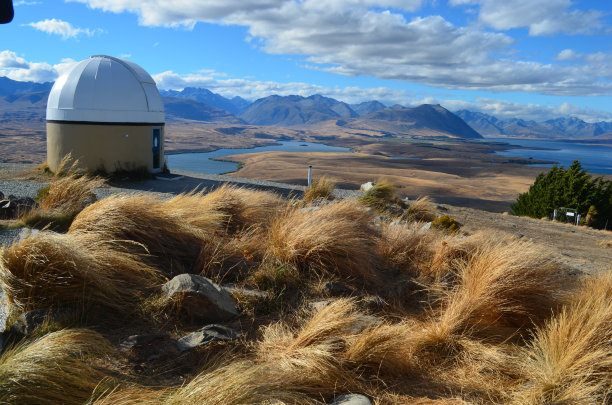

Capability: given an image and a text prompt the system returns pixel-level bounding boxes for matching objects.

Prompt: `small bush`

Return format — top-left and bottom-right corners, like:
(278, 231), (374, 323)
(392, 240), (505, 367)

(431, 215), (461, 233)
(304, 177), (335, 204)
(358, 181), (400, 211)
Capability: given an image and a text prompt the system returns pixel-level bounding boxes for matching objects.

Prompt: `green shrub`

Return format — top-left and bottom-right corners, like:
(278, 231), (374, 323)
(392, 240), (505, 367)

(359, 182), (401, 211)
(431, 215), (461, 233)
(511, 161), (612, 229)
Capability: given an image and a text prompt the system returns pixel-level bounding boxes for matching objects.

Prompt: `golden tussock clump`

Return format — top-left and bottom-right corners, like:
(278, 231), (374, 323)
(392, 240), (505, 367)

(512, 272), (612, 404)
(265, 200), (380, 281)
(423, 236), (567, 347)
(303, 176), (336, 204)
(20, 156), (105, 231)
(0, 230), (162, 314)
(68, 193), (223, 274)
(404, 196), (437, 222)
(199, 184), (285, 232)
(0, 329), (118, 405)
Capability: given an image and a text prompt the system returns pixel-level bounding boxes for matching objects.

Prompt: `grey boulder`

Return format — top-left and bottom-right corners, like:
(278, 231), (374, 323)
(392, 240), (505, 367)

(162, 274), (239, 322)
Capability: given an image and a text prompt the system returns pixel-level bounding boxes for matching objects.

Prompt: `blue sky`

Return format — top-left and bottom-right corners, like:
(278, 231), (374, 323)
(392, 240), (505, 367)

(1, 0), (611, 122)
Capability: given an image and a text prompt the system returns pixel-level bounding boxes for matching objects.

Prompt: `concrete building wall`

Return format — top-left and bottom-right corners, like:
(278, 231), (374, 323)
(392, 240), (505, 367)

(46, 122), (164, 173)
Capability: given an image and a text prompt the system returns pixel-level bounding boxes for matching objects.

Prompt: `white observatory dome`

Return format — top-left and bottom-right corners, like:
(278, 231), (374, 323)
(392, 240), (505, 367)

(46, 55), (164, 123)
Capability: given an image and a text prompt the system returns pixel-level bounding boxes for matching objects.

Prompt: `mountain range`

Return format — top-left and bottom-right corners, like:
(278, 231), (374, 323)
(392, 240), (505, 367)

(1, 76), (611, 140)
(456, 110), (612, 139)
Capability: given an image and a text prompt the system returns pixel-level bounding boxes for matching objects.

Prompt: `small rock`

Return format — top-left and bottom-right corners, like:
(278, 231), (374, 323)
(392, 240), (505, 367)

(360, 182), (375, 192)
(224, 286), (268, 299)
(421, 222), (432, 231)
(119, 334), (178, 362)
(119, 334), (169, 351)
(10, 308), (72, 337)
(162, 274), (239, 322)
(331, 394), (372, 405)
(322, 281), (353, 297)
(176, 324), (240, 352)
(309, 300), (333, 312)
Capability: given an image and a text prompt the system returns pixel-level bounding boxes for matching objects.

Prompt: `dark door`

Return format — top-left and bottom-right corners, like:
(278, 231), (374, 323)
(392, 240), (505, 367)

(152, 127), (161, 171)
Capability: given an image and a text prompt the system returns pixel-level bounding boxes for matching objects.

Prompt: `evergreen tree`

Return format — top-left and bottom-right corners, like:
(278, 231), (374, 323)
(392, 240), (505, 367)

(511, 160), (612, 229)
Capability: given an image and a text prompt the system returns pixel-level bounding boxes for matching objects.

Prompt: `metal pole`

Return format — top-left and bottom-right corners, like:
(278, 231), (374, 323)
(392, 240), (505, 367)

(308, 166), (312, 188)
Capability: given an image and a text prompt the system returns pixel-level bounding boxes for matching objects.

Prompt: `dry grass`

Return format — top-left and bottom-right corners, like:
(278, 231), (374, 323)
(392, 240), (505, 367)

(512, 272), (612, 404)
(424, 236), (567, 347)
(0, 230), (162, 314)
(378, 221), (436, 273)
(0, 329), (117, 405)
(598, 239), (612, 248)
(68, 193), (222, 274)
(304, 176), (335, 204)
(20, 156), (105, 230)
(359, 181), (401, 211)
(266, 200), (380, 281)
(404, 196), (437, 222)
(199, 184), (285, 232)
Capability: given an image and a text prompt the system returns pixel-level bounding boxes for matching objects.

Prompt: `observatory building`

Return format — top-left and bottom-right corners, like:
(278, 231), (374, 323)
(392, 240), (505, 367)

(46, 55), (165, 174)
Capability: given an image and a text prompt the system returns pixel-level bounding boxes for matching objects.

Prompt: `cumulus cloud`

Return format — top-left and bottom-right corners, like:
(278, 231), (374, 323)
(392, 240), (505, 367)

(463, 0), (603, 36)
(68, 0), (612, 96)
(25, 19), (101, 39)
(0, 50), (29, 69)
(0, 51), (77, 82)
(554, 49), (581, 62)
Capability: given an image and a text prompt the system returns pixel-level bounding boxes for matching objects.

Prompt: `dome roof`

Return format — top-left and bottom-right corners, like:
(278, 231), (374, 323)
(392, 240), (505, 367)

(46, 55), (164, 123)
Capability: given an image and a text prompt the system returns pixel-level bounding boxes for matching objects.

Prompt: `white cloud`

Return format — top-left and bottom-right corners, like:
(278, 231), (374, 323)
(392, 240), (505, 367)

(154, 70), (612, 123)
(0, 50), (29, 69)
(69, 0), (612, 96)
(14, 1), (41, 5)
(554, 49), (581, 62)
(25, 19), (101, 39)
(0, 51), (77, 82)
(472, 0), (602, 36)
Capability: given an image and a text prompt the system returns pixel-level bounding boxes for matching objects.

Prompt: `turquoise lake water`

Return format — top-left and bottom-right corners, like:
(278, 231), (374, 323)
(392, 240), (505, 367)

(166, 141), (352, 174)
(490, 138), (612, 175)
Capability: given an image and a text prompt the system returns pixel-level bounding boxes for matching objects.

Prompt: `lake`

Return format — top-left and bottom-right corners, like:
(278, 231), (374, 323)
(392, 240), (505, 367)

(167, 141), (352, 174)
(489, 138), (612, 175)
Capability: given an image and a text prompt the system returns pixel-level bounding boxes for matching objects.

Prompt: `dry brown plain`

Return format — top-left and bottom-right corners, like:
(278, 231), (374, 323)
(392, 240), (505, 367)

(3, 117), (604, 212)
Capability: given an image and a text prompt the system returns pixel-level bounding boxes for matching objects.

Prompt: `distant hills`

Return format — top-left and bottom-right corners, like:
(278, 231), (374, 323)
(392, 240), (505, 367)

(160, 87), (249, 115)
(456, 110), (612, 139)
(1, 76), (611, 141)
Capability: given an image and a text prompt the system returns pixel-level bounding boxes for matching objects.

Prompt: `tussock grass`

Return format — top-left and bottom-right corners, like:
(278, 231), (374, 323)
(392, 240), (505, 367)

(598, 239), (612, 248)
(199, 184), (285, 232)
(69, 193), (222, 274)
(20, 156), (104, 231)
(378, 221), (435, 273)
(0, 329), (117, 405)
(404, 196), (437, 222)
(0, 230), (162, 314)
(359, 181), (401, 211)
(513, 272), (612, 404)
(255, 299), (366, 396)
(266, 200), (380, 280)
(304, 176), (335, 204)
(426, 236), (566, 345)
